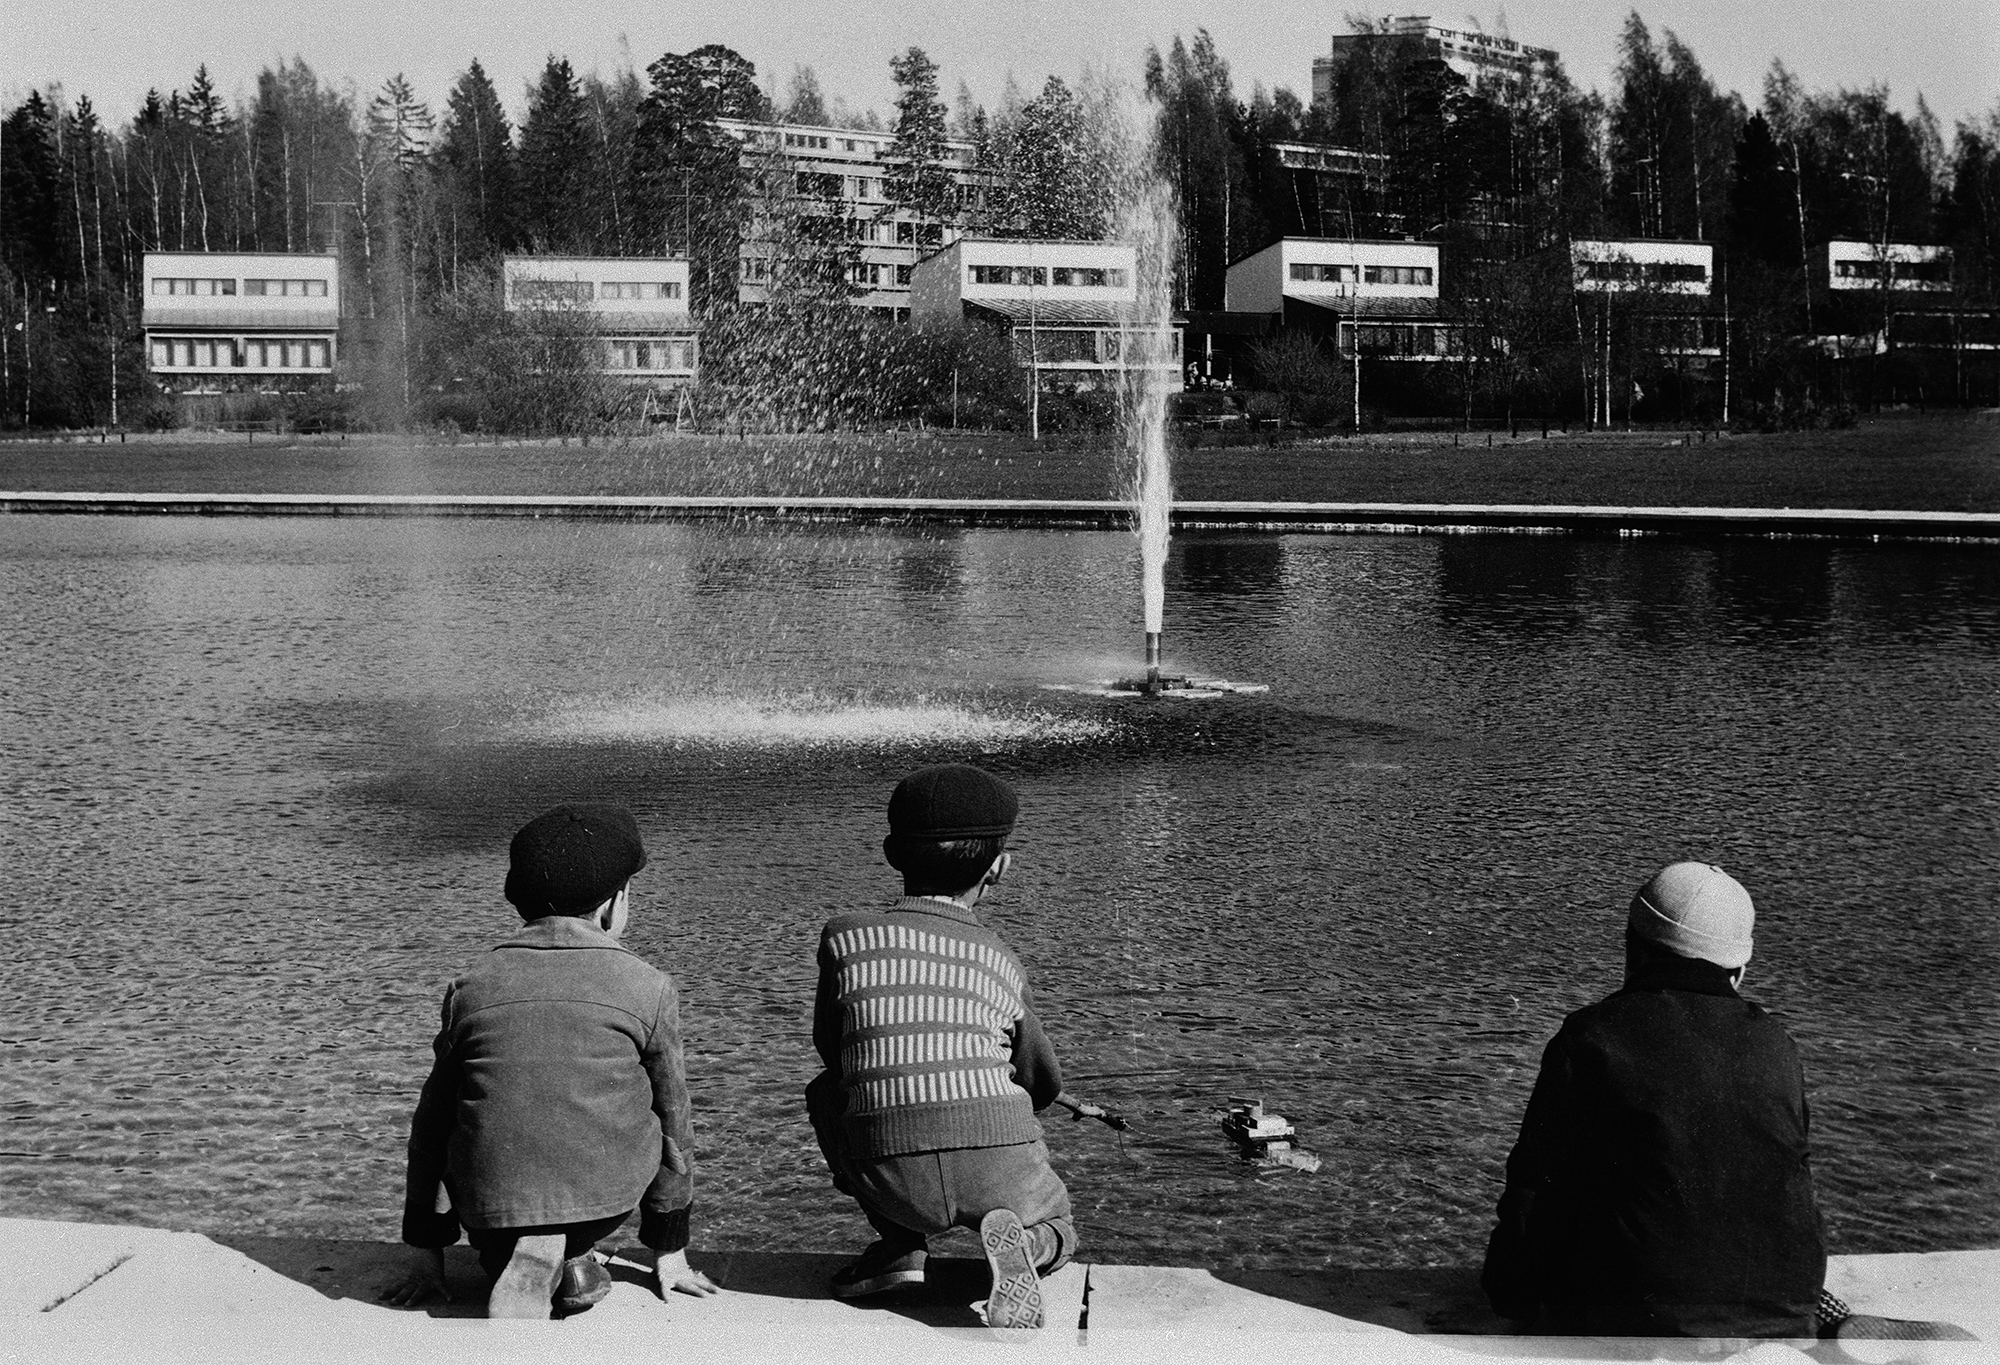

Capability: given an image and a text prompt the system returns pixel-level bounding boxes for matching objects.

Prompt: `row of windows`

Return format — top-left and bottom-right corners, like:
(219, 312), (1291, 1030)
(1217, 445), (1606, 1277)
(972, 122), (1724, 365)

(150, 277), (330, 296)
(853, 263), (916, 287)
(970, 265), (1132, 288)
(150, 337), (331, 368)
(1288, 263), (1436, 286)
(1579, 261), (1708, 284)
(605, 340), (697, 371)
(1834, 259), (1951, 282)
(1343, 322), (1463, 357)
(1011, 327), (1183, 365)
(513, 280), (683, 302)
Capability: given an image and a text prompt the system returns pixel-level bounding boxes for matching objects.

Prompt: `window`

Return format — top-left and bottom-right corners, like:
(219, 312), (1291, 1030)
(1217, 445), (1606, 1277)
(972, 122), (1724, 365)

(151, 277), (237, 295)
(514, 279), (592, 302)
(1363, 265), (1434, 286)
(797, 171), (843, 198)
(307, 340), (328, 367)
(1893, 259), (1949, 283)
(741, 257), (770, 282)
(896, 264), (913, 286)
(287, 342), (306, 368)
(1581, 260), (1704, 286)
(194, 340), (216, 368)
(243, 278), (328, 297)
(172, 340), (192, 366)
(916, 223), (942, 247)
(1289, 263), (1355, 284)
(600, 281), (685, 300)
(150, 340), (170, 366)
(896, 221), (916, 245)
(1050, 266), (1129, 287)
(971, 265), (1047, 286)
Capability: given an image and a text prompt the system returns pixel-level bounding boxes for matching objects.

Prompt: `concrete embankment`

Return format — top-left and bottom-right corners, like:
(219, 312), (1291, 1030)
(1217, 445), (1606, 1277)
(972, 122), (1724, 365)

(3, 1217), (1993, 1363)
(5, 490), (2000, 541)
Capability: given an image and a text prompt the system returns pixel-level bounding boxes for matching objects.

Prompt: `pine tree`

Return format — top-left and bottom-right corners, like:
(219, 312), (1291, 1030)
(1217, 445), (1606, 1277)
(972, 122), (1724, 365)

(436, 60), (515, 262)
(886, 48), (953, 220)
(630, 44), (766, 314)
(518, 57), (592, 252)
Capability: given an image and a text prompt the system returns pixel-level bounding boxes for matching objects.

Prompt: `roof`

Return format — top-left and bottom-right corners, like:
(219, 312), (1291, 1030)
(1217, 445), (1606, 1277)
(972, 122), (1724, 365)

(142, 306), (339, 331)
(966, 299), (1160, 326)
(1286, 296), (1443, 321)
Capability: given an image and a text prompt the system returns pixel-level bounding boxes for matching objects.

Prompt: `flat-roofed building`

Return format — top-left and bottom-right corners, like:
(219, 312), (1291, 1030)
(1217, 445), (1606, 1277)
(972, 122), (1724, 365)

(142, 251), (339, 388)
(1824, 240), (1953, 293)
(1222, 237), (1458, 361)
(502, 256), (699, 383)
(717, 118), (995, 319)
(1315, 17), (1557, 104)
(1569, 239), (1713, 296)
(910, 238), (1181, 390)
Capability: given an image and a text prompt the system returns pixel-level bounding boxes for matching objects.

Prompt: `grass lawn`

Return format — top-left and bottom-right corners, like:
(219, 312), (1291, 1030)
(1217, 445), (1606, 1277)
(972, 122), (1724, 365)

(2, 409), (1996, 512)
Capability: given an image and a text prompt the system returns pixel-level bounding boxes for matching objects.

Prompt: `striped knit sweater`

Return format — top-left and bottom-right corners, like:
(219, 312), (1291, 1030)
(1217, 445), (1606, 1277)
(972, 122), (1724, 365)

(813, 896), (1063, 1158)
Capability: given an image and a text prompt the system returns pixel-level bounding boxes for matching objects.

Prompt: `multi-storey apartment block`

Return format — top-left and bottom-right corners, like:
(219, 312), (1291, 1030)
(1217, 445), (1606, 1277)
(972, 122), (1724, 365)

(716, 118), (995, 318)
(141, 252), (339, 389)
(1315, 16), (1557, 103)
(501, 256), (699, 384)
(1224, 237), (1456, 360)
(910, 239), (1182, 390)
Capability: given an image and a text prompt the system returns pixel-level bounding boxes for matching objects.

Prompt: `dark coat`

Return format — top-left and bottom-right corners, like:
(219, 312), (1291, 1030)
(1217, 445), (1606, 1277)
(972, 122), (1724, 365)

(401, 915), (695, 1251)
(1482, 954), (1826, 1337)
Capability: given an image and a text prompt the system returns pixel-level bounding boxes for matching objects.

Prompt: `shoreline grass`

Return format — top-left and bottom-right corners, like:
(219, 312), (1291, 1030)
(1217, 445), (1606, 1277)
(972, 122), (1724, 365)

(1, 409), (1995, 513)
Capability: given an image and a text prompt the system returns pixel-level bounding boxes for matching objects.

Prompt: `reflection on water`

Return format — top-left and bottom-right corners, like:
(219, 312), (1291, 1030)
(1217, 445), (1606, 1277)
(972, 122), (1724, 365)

(2, 516), (1996, 1274)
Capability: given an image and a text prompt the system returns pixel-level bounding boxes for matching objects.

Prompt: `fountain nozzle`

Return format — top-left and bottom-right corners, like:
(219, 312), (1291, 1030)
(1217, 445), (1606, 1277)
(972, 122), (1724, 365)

(1144, 632), (1162, 693)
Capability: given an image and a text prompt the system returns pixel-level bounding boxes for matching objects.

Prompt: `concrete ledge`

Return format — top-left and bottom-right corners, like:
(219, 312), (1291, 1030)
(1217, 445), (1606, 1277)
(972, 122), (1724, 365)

(4, 1220), (1993, 1364)
(4, 490), (1999, 541)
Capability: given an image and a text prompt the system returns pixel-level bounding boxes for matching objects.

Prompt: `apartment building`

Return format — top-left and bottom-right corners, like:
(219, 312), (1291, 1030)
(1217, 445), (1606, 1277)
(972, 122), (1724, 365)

(1315, 16), (1557, 103)
(1223, 237), (1457, 361)
(141, 252), (339, 389)
(501, 256), (699, 384)
(716, 118), (996, 318)
(910, 239), (1181, 390)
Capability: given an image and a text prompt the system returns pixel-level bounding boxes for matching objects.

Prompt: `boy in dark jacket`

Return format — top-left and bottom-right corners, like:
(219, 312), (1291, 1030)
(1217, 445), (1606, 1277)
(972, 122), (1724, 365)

(1482, 861), (1826, 1338)
(807, 764), (1074, 1329)
(391, 803), (717, 1316)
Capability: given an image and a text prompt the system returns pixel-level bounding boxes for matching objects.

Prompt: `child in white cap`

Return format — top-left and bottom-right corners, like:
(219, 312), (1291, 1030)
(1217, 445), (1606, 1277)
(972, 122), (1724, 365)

(1481, 861), (1827, 1337)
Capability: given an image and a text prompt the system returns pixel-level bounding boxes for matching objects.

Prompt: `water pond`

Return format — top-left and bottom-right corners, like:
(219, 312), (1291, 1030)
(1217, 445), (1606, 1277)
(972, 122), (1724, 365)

(3, 514), (1996, 1271)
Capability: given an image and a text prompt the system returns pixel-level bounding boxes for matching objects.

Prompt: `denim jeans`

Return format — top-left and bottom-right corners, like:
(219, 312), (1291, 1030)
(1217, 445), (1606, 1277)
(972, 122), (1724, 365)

(807, 1070), (1075, 1271)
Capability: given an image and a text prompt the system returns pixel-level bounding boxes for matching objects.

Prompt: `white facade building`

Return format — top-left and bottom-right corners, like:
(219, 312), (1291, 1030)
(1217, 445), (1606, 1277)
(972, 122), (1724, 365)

(1316, 17), (1557, 103)
(717, 118), (993, 317)
(910, 239), (1180, 389)
(1226, 238), (1440, 313)
(141, 252), (339, 386)
(1825, 241), (1953, 293)
(1569, 240), (1713, 296)
(502, 256), (698, 383)
(1224, 237), (1455, 360)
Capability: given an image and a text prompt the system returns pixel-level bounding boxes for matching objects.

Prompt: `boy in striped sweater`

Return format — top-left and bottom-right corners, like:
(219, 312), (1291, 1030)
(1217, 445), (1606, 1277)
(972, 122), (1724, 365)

(806, 764), (1073, 1329)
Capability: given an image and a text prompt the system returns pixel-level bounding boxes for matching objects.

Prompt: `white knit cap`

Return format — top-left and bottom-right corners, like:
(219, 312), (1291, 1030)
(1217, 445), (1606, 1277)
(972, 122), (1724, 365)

(1627, 862), (1755, 969)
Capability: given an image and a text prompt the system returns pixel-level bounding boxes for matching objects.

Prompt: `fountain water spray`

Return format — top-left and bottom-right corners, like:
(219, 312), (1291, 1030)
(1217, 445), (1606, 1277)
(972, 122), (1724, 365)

(1105, 154), (1262, 699)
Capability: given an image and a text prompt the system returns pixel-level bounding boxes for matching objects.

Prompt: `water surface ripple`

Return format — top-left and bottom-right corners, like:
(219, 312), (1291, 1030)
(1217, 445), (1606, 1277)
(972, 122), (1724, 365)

(2, 516), (1995, 1272)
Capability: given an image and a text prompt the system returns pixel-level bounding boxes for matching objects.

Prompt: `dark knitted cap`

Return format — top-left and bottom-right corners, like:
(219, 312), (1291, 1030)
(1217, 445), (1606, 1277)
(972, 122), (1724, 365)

(887, 764), (1018, 840)
(504, 803), (647, 916)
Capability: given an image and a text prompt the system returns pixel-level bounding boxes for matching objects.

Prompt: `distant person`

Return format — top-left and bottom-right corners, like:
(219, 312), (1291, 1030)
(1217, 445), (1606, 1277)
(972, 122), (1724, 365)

(807, 764), (1073, 1329)
(388, 803), (718, 1316)
(1482, 862), (1826, 1337)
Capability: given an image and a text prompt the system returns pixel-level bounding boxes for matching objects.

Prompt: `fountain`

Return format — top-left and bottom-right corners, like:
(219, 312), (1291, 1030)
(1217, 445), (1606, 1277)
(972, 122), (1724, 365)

(1076, 166), (1264, 699)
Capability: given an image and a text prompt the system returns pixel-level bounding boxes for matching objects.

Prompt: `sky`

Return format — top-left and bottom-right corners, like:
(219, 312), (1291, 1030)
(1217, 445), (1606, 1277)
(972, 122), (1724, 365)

(6, 0), (1996, 132)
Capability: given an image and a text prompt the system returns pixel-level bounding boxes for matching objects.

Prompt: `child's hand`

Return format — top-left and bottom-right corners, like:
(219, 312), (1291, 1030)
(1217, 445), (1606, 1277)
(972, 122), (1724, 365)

(379, 1247), (452, 1307)
(650, 1247), (719, 1297)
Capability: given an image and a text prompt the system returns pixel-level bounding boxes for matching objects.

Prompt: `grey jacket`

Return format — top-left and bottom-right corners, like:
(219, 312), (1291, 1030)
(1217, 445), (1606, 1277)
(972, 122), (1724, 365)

(401, 915), (695, 1251)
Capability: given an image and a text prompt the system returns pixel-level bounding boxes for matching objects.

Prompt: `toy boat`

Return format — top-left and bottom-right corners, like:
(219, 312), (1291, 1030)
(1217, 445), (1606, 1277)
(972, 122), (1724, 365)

(1221, 1098), (1323, 1173)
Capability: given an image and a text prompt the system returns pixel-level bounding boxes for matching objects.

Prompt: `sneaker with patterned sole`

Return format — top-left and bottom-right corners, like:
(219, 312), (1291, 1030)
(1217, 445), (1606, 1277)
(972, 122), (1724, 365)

(829, 1241), (928, 1298)
(978, 1208), (1044, 1329)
